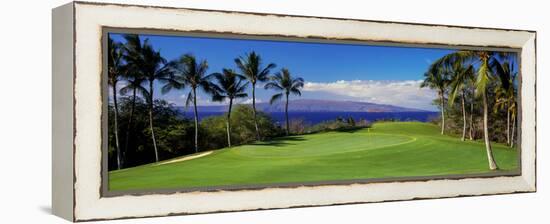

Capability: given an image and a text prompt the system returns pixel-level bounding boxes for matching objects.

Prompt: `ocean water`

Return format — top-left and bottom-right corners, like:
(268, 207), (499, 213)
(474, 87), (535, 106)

(179, 111), (439, 124)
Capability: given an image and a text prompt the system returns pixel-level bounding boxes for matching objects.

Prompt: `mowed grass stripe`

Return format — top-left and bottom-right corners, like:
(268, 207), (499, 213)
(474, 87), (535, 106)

(109, 122), (518, 191)
(234, 133), (415, 158)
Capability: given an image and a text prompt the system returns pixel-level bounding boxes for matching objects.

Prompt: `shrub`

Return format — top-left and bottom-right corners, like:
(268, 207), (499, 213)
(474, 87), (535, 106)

(201, 105), (284, 149)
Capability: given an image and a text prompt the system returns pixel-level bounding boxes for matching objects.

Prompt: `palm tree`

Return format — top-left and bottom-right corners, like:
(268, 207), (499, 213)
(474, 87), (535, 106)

(170, 54), (214, 153)
(447, 62), (475, 141)
(492, 59), (517, 147)
(120, 35), (149, 162)
(210, 69), (249, 147)
(467, 73), (477, 140)
(509, 99), (517, 148)
(121, 34), (170, 162)
(435, 50), (499, 170)
(107, 37), (124, 169)
(264, 68), (304, 135)
(235, 51), (276, 140)
(119, 71), (148, 164)
(420, 64), (449, 135)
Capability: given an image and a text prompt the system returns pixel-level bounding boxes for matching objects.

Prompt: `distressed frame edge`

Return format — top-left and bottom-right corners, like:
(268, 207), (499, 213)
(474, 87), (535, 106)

(519, 32), (537, 192)
(81, 190), (536, 223)
(76, 0), (536, 33)
(52, 2), (76, 222)
(69, 2), (537, 222)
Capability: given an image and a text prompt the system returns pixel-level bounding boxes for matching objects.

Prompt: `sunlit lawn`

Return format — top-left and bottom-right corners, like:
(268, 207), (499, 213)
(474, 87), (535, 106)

(109, 121), (519, 191)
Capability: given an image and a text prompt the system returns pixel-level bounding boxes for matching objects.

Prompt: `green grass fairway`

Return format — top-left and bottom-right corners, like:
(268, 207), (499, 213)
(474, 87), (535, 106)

(109, 122), (519, 191)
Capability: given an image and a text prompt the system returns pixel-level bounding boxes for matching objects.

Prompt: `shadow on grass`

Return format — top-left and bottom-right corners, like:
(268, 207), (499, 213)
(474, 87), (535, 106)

(333, 126), (370, 133)
(249, 136), (306, 147)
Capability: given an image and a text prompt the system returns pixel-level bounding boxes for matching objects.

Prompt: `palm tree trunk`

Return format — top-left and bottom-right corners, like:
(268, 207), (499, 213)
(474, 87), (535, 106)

(112, 83), (122, 170)
(469, 97), (474, 140)
(510, 112), (516, 148)
(123, 87), (137, 167)
(226, 98), (233, 147)
(252, 84), (261, 140)
(461, 91), (466, 141)
(506, 105), (510, 145)
(148, 81), (159, 162)
(482, 92), (498, 170)
(193, 88), (199, 153)
(439, 91), (445, 135)
(285, 93), (289, 136)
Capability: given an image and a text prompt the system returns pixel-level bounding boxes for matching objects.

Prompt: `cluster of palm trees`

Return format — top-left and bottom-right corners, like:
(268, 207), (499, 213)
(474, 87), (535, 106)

(421, 50), (517, 170)
(108, 34), (304, 169)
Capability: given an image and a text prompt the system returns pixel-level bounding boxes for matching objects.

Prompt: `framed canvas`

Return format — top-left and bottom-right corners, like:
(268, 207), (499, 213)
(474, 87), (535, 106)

(52, 1), (537, 222)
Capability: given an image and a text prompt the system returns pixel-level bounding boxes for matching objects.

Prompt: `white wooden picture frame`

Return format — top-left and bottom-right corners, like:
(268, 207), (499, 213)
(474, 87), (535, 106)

(52, 1), (536, 222)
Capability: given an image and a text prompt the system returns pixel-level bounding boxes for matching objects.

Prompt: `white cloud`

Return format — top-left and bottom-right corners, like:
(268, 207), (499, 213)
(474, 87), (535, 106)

(173, 92), (224, 106)
(302, 80), (437, 110)
(195, 95), (218, 106)
(238, 98), (262, 104)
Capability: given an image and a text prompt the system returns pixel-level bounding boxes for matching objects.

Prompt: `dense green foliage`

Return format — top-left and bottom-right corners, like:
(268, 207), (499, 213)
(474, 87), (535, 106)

(108, 98), (193, 168)
(107, 100), (283, 170)
(109, 122), (518, 190)
(435, 86), (512, 143)
(289, 116), (370, 135)
(108, 35), (299, 170)
(422, 51), (517, 170)
(424, 51), (517, 145)
(200, 105), (283, 150)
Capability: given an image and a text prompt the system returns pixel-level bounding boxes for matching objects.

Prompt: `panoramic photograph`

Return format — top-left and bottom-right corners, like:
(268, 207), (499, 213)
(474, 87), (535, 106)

(106, 32), (519, 191)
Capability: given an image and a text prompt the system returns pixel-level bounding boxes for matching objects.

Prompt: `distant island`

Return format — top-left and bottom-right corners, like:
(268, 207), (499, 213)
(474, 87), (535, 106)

(178, 99), (432, 113)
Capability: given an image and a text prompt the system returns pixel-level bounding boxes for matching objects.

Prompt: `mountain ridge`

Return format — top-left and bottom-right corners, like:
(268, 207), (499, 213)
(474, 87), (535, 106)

(177, 99), (432, 113)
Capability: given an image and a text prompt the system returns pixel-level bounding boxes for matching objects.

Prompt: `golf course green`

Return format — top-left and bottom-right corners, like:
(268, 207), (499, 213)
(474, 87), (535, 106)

(109, 122), (519, 191)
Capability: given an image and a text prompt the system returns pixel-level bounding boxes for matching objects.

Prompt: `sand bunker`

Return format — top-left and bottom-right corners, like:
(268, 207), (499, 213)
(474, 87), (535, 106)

(155, 151), (213, 166)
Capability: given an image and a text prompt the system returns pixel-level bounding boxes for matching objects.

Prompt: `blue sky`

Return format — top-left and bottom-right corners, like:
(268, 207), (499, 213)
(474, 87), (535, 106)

(110, 33), (456, 111)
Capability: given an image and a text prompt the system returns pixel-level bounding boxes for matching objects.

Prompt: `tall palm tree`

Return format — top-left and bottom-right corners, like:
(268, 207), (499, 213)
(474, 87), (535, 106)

(211, 69), (249, 147)
(107, 37), (124, 169)
(435, 50), (499, 170)
(492, 59), (517, 147)
(448, 62), (475, 141)
(509, 99), (517, 148)
(264, 68), (304, 135)
(120, 35), (148, 162)
(122, 34), (170, 162)
(467, 73), (477, 140)
(420, 64), (449, 135)
(170, 54), (214, 153)
(235, 51), (276, 140)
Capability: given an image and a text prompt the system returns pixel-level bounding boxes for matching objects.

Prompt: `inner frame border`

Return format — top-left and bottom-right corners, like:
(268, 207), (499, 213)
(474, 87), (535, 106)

(100, 26), (524, 198)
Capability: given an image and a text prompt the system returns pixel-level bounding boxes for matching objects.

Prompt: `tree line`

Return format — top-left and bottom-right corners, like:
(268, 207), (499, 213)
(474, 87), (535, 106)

(108, 34), (304, 170)
(421, 51), (518, 170)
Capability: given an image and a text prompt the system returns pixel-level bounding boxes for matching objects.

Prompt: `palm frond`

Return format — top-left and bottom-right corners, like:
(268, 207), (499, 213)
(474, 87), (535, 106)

(136, 86), (150, 101)
(264, 82), (283, 90)
(265, 68), (304, 103)
(234, 51), (275, 85)
(210, 68), (248, 102)
(269, 93), (284, 104)
(234, 93), (248, 98)
(185, 91), (193, 107)
(476, 59), (491, 95)
(211, 93), (227, 102)
(258, 63), (277, 82)
(290, 88), (302, 96)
